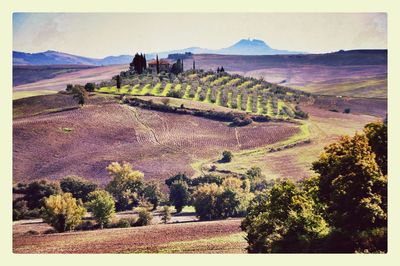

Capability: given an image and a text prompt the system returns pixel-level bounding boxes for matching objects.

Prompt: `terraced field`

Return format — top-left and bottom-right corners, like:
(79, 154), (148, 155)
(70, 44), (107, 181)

(94, 71), (308, 119)
(13, 94), (300, 185)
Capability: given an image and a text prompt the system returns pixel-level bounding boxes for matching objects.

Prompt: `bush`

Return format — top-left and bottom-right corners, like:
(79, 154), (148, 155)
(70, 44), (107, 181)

(142, 181), (164, 210)
(76, 220), (97, 231)
(166, 90), (183, 98)
(169, 180), (191, 213)
(343, 108), (351, 114)
(84, 82), (96, 92)
(60, 176), (97, 202)
(42, 193), (86, 232)
(160, 206), (172, 224)
(165, 173), (191, 187)
(13, 180), (61, 210)
(192, 174), (223, 186)
(86, 190), (116, 228)
(116, 218), (132, 228)
(135, 207), (153, 226)
(221, 150), (233, 163)
(25, 230), (39, 235)
(13, 200), (29, 220)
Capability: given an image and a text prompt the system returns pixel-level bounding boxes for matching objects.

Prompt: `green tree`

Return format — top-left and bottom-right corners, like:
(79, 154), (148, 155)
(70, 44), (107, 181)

(156, 54), (160, 74)
(105, 162), (145, 211)
(165, 173), (191, 187)
(142, 180), (163, 210)
(221, 150), (233, 163)
(364, 121), (387, 175)
(86, 190), (115, 228)
(246, 167), (263, 179)
(312, 133), (387, 252)
(160, 205), (172, 224)
(13, 180), (61, 210)
(116, 75), (122, 89)
(71, 85), (89, 106)
(169, 180), (191, 213)
(84, 82), (95, 92)
(60, 176), (98, 202)
(312, 134), (387, 233)
(192, 183), (223, 220)
(241, 179), (329, 253)
(42, 193), (86, 232)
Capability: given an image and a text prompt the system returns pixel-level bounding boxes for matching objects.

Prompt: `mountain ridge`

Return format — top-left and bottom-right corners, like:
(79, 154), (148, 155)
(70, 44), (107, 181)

(13, 39), (305, 66)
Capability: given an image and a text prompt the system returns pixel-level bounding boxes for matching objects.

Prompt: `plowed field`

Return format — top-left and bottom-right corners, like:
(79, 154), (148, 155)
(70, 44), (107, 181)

(13, 94), (300, 185)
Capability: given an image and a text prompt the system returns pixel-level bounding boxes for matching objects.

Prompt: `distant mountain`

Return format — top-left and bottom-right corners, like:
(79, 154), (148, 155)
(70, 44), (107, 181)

(13, 50), (133, 66)
(14, 39), (386, 66)
(13, 39), (304, 66)
(216, 39), (301, 55)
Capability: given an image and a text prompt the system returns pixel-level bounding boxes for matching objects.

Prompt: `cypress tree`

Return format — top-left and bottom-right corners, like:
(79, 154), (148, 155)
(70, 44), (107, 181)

(156, 54), (160, 74)
(193, 60), (195, 70)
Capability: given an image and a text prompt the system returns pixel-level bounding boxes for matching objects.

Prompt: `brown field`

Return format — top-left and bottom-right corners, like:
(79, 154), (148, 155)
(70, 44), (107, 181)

(13, 218), (245, 254)
(13, 94), (300, 185)
(183, 54), (387, 98)
(13, 64), (128, 92)
(195, 101), (383, 181)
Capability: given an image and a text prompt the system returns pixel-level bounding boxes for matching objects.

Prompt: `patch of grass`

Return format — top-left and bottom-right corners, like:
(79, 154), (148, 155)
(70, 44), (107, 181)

(194, 87), (202, 101)
(245, 95), (252, 113)
(204, 88), (212, 103)
(139, 84), (151, 95)
(215, 89), (222, 106)
(150, 83), (162, 95)
(256, 95), (263, 114)
(161, 83), (172, 96)
(183, 85), (191, 99)
(130, 84), (141, 95)
(227, 91), (233, 108)
(157, 233), (246, 253)
(60, 127), (74, 133)
(237, 94), (242, 111)
(13, 90), (57, 100)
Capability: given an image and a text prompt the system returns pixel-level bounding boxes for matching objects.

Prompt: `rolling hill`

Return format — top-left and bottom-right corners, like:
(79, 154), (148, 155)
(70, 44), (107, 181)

(13, 39), (303, 66)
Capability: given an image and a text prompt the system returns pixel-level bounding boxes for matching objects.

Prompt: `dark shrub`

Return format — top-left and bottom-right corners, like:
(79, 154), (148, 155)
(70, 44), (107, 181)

(60, 176), (97, 202)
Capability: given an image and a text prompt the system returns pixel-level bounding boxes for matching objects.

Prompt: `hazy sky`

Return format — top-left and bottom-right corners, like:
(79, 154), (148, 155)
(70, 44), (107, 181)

(13, 13), (387, 58)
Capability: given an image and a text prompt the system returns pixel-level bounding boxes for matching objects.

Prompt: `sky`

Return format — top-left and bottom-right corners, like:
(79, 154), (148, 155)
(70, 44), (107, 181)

(13, 13), (387, 58)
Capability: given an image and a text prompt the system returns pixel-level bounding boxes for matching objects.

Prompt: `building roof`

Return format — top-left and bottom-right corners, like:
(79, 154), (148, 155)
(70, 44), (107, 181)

(148, 59), (171, 65)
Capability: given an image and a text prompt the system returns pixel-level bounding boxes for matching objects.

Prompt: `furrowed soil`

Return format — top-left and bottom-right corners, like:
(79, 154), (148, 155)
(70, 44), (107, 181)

(13, 219), (245, 254)
(13, 94), (300, 186)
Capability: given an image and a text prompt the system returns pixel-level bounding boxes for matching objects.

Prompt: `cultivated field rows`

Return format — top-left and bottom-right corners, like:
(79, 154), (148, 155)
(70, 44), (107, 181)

(95, 71), (309, 119)
(13, 95), (300, 185)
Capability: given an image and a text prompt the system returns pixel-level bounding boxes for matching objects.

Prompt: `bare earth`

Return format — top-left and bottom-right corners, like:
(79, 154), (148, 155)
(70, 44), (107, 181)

(13, 64), (128, 92)
(13, 95), (299, 185)
(13, 219), (245, 254)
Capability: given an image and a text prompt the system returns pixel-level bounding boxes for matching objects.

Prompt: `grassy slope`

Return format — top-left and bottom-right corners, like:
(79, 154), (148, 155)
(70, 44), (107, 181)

(13, 90), (58, 100)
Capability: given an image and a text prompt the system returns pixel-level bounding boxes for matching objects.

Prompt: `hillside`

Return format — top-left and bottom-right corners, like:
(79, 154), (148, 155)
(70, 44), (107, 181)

(13, 68), (384, 185)
(13, 39), (302, 66)
(184, 51), (387, 98)
(13, 65), (97, 86)
(13, 49), (387, 99)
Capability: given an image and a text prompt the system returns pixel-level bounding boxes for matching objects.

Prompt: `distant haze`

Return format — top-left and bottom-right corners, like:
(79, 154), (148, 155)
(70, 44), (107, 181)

(13, 13), (387, 58)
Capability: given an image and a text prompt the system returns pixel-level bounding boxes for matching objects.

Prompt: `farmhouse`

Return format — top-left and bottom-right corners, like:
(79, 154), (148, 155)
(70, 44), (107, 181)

(148, 59), (172, 73)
